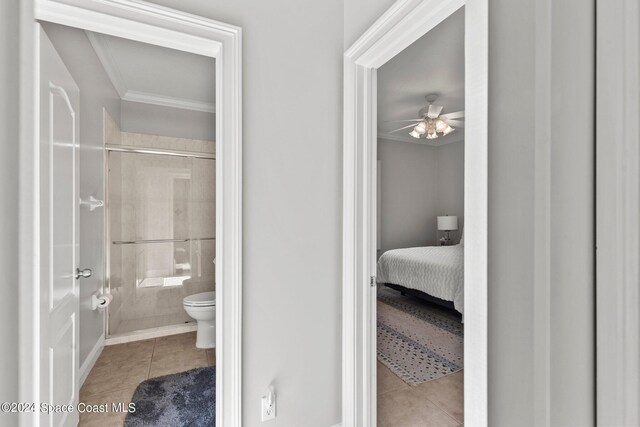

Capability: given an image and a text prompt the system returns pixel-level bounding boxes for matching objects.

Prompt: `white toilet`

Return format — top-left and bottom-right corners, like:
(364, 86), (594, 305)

(183, 291), (216, 349)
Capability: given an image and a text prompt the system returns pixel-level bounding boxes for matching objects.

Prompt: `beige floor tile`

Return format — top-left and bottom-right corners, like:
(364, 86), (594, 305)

(78, 386), (135, 427)
(96, 339), (155, 366)
(377, 362), (410, 395)
(377, 387), (459, 427)
(80, 382), (137, 406)
(206, 349), (216, 366)
(78, 413), (125, 427)
(154, 332), (198, 352)
(415, 370), (464, 423)
(152, 345), (208, 361)
(81, 357), (151, 398)
(80, 332), (209, 425)
(149, 342), (209, 378)
(152, 332), (207, 368)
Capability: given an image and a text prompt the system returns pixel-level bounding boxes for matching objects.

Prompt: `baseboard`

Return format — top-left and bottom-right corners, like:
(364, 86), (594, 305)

(79, 334), (105, 386)
(330, 423), (342, 427)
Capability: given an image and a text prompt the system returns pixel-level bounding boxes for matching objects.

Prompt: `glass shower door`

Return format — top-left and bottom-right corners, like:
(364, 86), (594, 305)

(107, 151), (215, 336)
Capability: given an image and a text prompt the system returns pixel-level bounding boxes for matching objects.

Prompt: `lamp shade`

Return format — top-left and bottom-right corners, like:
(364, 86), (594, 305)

(437, 215), (458, 231)
(414, 121), (427, 134)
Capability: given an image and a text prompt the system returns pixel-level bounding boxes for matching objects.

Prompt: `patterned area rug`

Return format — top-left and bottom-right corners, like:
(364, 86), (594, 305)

(377, 287), (463, 385)
(124, 367), (215, 427)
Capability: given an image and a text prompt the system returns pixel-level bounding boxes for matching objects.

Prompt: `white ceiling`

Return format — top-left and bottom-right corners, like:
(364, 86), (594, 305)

(377, 7), (465, 145)
(87, 31), (216, 113)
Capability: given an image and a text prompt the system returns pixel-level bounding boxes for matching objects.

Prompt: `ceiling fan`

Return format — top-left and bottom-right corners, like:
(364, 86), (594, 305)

(387, 94), (465, 140)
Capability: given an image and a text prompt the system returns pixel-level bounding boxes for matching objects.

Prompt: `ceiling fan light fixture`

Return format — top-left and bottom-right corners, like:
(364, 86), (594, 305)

(435, 119), (448, 133)
(425, 127), (438, 139)
(389, 95), (464, 140)
(409, 130), (421, 138)
(414, 121), (427, 134)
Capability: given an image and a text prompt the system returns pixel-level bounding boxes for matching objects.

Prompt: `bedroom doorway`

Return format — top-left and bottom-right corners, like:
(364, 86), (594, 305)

(342, 0), (487, 426)
(375, 7), (465, 425)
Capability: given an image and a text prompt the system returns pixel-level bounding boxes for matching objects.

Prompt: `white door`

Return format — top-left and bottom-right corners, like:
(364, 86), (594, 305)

(39, 27), (81, 427)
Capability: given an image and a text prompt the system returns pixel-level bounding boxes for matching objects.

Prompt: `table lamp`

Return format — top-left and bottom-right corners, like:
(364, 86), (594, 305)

(437, 215), (458, 245)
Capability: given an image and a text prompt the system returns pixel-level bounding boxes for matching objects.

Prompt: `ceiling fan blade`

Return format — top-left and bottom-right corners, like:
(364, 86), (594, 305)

(447, 119), (465, 128)
(427, 104), (443, 118)
(388, 123), (421, 133)
(382, 119), (422, 123)
(441, 110), (465, 119)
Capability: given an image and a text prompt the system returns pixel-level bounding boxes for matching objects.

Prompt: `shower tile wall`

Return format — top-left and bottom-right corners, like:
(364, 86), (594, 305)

(106, 112), (216, 336)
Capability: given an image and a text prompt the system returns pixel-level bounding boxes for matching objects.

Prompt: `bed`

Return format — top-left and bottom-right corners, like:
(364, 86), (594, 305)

(376, 244), (464, 315)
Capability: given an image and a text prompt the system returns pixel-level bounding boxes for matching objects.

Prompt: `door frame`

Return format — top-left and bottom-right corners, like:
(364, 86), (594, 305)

(341, 0), (488, 425)
(18, 1), (243, 426)
(595, 0), (640, 424)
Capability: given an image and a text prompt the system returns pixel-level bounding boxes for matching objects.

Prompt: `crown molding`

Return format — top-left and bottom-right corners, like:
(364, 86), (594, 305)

(86, 30), (216, 113)
(377, 129), (464, 146)
(122, 90), (216, 113)
(86, 30), (128, 97)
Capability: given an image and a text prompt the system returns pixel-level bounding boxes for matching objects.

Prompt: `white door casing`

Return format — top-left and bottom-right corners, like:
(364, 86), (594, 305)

(342, 0), (488, 425)
(20, 2), (242, 426)
(39, 28), (81, 427)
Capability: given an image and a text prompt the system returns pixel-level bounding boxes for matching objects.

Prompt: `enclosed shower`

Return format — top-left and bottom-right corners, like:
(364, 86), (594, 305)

(105, 112), (216, 339)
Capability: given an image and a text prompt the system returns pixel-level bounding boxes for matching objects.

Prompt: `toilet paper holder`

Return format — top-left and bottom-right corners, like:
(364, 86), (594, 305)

(91, 292), (112, 310)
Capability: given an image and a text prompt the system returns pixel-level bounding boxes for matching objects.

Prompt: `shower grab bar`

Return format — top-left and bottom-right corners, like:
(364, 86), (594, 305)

(112, 237), (216, 245)
(105, 144), (216, 160)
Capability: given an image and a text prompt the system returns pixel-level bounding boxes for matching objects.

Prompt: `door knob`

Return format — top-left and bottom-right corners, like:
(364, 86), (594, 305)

(75, 268), (92, 279)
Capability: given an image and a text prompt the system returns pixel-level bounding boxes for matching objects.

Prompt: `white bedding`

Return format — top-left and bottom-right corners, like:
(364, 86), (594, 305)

(376, 245), (464, 314)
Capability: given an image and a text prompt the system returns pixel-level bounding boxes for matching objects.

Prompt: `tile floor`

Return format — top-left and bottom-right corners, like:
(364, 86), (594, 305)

(79, 331), (459, 427)
(377, 363), (464, 427)
(79, 332), (214, 427)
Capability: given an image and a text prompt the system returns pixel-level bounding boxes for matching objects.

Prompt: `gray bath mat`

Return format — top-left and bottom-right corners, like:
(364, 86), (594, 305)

(377, 287), (463, 385)
(124, 366), (215, 427)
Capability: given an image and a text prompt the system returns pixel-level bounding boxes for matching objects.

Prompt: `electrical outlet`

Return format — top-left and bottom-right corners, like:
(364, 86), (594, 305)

(261, 387), (276, 422)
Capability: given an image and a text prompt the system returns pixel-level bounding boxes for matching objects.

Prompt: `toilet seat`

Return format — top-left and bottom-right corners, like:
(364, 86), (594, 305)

(183, 291), (216, 307)
(183, 291), (216, 348)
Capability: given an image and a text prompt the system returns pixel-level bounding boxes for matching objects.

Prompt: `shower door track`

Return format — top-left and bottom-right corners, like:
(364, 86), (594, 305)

(105, 143), (216, 160)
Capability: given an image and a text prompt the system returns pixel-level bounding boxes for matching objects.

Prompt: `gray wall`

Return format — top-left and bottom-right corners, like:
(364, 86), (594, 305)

(120, 100), (216, 141)
(0, 0), (20, 425)
(436, 140), (465, 231)
(487, 0), (537, 422)
(1, 0), (596, 426)
(41, 23), (122, 368)
(143, 1), (344, 426)
(378, 139), (464, 253)
(548, 0), (595, 422)
(349, 0), (595, 425)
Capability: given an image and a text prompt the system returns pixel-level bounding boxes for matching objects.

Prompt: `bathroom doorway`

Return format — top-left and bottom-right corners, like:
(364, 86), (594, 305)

(19, 2), (242, 426)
